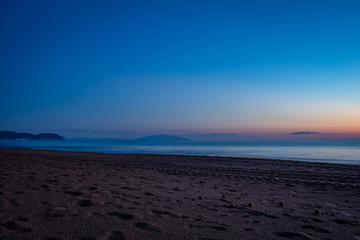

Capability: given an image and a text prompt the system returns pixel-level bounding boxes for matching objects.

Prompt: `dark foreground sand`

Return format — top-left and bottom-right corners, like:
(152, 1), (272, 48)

(1, 148), (359, 240)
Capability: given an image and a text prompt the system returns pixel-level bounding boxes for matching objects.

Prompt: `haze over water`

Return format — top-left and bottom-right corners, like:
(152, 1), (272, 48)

(1, 139), (360, 165)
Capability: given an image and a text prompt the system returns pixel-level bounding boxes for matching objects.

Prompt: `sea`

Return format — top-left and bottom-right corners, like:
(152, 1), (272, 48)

(1, 139), (360, 165)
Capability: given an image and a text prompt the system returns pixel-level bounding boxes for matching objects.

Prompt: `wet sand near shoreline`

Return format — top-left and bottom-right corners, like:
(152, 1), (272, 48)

(1, 148), (359, 240)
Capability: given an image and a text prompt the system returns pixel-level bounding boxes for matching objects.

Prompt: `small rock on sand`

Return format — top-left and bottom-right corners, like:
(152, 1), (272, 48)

(314, 209), (321, 215)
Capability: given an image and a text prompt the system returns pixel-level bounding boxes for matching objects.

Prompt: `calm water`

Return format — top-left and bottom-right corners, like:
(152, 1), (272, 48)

(1, 139), (360, 165)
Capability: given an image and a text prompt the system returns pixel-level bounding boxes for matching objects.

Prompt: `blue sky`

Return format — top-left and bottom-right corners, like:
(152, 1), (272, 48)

(1, 0), (360, 138)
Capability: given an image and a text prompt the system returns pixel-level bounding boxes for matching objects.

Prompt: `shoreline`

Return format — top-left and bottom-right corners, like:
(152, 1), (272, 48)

(1, 146), (360, 166)
(1, 148), (360, 239)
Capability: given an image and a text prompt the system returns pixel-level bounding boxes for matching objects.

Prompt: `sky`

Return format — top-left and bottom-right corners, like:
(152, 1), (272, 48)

(1, 0), (360, 139)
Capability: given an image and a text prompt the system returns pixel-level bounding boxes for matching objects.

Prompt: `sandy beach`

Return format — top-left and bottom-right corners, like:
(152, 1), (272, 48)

(1, 148), (359, 240)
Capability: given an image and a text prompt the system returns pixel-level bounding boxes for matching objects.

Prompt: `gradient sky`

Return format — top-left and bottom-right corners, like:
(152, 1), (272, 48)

(1, 0), (360, 138)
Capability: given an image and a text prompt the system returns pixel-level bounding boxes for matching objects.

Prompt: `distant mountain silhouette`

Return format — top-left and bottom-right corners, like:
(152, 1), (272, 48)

(0, 131), (64, 140)
(134, 135), (192, 143)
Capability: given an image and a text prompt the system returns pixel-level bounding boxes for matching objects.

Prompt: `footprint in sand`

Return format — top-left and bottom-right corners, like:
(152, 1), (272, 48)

(275, 232), (311, 239)
(2, 221), (32, 233)
(78, 237), (97, 240)
(64, 191), (83, 197)
(144, 191), (154, 196)
(301, 225), (331, 233)
(244, 227), (255, 231)
(333, 219), (359, 226)
(198, 238), (222, 240)
(107, 212), (134, 220)
(16, 216), (29, 222)
(109, 231), (127, 240)
(210, 225), (228, 231)
(78, 200), (93, 207)
(151, 209), (171, 215)
(135, 222), (161, 232)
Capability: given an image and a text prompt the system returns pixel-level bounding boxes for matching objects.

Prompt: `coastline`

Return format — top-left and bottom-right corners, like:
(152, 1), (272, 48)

(2, 139), (360, 165)
(1, 148), (359, 239)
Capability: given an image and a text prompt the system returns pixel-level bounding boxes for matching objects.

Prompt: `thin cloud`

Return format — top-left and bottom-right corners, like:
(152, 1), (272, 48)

(291, 131), (320, 135)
